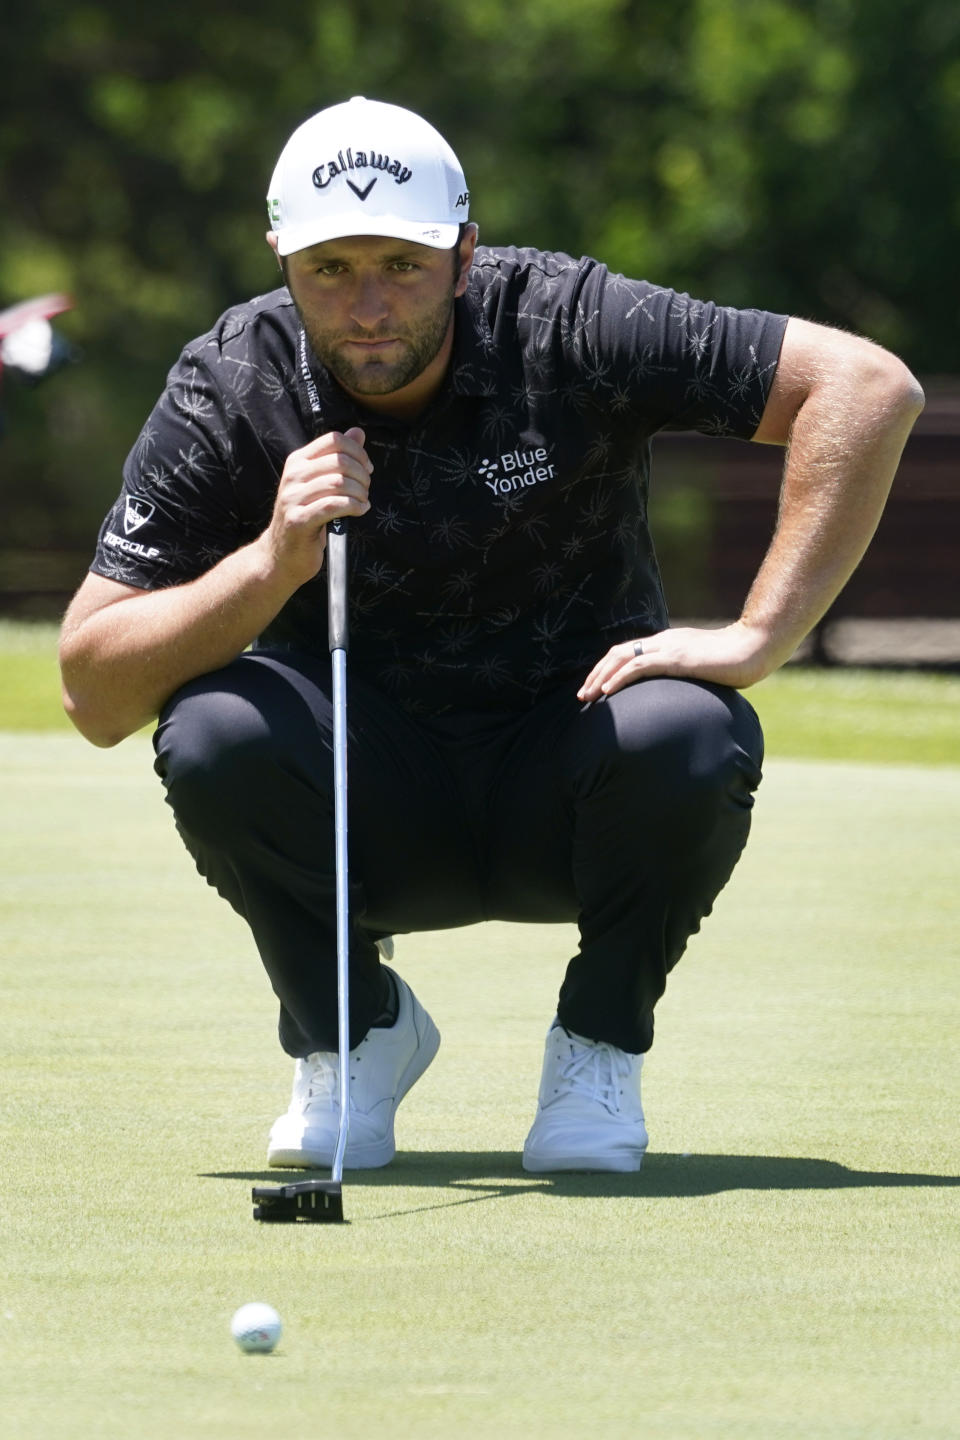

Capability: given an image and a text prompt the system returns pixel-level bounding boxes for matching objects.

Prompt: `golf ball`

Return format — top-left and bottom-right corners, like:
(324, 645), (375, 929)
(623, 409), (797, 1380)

(230, 1301), (282, 1354)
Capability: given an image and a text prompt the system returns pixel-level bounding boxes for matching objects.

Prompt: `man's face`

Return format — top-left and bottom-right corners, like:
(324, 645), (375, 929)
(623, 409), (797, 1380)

(279, 231), (475, 411)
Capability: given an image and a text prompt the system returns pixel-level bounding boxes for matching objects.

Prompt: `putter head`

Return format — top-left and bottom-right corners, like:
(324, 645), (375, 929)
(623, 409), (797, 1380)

(252, 1180), (345, 1224)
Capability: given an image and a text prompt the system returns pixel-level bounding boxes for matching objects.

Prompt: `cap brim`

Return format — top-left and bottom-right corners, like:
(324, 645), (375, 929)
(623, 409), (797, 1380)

(274, 215), (461, 256)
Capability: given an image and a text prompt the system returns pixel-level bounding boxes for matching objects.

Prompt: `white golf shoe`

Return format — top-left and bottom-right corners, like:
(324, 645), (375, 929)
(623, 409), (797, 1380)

(522, 1021), (648, 1173)
(267, 969), (440, 1170)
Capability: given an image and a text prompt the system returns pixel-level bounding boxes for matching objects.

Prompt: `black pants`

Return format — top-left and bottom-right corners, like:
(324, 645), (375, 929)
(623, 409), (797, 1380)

(153, 651), (763, 1057)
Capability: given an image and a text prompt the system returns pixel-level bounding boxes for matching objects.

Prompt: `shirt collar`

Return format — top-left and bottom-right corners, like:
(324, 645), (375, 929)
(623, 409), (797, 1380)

(447, 279), (500, 399)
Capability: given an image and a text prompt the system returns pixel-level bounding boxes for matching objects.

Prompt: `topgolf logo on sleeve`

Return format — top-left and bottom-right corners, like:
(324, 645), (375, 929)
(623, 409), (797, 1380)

(104, 494), (162, 559)
(123, 495), (156, 536)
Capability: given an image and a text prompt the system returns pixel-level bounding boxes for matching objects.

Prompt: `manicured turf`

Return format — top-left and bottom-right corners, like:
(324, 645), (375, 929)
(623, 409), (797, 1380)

(747, 664), (960, 766)
(2, 731), (957, 1437)
(0, 620), (67, 731)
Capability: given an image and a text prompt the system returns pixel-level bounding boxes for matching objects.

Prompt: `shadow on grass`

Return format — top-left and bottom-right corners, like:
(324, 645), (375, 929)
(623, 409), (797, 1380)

(203, 1152), (960, 1216)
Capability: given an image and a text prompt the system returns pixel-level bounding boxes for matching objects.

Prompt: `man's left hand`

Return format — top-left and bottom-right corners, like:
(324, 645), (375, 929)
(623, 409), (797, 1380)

(577, 622), (776, 700)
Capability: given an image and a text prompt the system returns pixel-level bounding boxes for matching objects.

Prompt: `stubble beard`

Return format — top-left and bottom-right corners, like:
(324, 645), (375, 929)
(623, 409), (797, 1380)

(300, 284), (457, 398)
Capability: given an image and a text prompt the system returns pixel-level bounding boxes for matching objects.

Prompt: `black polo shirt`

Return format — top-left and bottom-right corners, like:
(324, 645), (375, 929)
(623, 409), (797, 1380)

(91, 246), (788, 715)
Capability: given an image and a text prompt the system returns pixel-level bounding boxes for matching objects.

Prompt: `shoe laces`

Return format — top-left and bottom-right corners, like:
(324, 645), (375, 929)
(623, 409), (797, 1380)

(554, 1030), (634, 1115)
(298, 1052), (338, 1110)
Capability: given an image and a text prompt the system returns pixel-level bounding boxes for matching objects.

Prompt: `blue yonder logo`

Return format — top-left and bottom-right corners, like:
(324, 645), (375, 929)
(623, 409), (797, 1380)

(478, 444), (558, 496)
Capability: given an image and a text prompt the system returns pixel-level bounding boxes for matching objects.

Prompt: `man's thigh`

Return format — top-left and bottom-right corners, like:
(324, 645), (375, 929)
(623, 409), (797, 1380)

(156, 649), (490, 936)
(342, 670), (492, 936)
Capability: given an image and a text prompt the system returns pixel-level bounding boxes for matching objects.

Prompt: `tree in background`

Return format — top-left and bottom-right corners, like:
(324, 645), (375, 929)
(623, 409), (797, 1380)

(1, 0), (957, 559)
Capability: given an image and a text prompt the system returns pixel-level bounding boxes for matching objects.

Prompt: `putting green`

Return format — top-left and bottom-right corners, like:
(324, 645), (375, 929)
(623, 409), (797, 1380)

(1, 733), (957, 1438)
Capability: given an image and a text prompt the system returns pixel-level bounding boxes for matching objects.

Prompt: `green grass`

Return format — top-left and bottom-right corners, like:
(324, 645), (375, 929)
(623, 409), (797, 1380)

(2, 618), (960, 763)
(1, 733), (958, 1437)
(0, 620), (65, 730)
(749, 665), (960, 766)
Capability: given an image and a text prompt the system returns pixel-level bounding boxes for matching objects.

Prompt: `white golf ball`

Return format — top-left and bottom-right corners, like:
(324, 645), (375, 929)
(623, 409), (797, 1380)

(230, 1301), (282, 1354)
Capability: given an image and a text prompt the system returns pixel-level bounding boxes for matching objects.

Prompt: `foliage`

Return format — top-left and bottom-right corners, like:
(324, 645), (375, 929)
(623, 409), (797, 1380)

(1, 0), (958, 551)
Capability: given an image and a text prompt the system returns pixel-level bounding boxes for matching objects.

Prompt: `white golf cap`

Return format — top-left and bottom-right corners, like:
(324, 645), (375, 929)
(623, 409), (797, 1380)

(267, 96), (469, 256)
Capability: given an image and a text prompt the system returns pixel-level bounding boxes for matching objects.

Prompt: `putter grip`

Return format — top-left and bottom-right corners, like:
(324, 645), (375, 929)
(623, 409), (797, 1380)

(326, 519), (349, 653)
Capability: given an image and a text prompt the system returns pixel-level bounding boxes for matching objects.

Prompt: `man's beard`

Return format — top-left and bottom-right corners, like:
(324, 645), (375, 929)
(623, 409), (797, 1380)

(299, 285), (456, 398)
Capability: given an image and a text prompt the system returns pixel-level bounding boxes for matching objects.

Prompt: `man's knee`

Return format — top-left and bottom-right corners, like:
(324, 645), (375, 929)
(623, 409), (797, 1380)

(583, 678), (763, 813)
(153, 670), (305, 840)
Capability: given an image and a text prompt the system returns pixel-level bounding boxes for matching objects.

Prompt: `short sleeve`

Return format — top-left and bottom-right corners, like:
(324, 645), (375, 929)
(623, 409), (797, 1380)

(576, 264), (789, 439)
(89, 349), (251, 590)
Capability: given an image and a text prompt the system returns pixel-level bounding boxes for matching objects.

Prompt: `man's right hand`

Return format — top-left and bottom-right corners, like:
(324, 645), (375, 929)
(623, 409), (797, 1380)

(259, 426), (373, 586)
(59, 426), (375, 748)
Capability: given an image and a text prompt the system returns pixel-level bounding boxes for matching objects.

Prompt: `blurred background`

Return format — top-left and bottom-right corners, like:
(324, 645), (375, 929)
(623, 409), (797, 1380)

(1, 0), (957, 665)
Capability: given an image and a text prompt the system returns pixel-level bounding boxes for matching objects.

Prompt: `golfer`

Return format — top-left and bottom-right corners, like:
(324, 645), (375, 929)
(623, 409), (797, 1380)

(59, 98), (923, 1173)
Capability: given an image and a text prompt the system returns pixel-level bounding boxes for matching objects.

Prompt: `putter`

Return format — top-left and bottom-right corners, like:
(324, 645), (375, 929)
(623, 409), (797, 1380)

(252, 517), (351, 1223)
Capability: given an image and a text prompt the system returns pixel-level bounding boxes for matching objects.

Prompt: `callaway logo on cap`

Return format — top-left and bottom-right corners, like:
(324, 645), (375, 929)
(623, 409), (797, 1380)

(267, 96), (469, 255)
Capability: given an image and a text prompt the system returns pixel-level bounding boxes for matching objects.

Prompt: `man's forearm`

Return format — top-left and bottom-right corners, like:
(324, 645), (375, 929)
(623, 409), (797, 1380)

(578, 331), (924, 702)
(740, 348), (925, 673)
(62, 428), (372, 747)
(60, 540), (300, 747)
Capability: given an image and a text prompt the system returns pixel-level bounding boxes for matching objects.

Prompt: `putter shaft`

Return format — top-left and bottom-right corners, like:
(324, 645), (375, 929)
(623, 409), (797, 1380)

(330, 640), (350, 1185)
(252, 519), (350, 1224)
